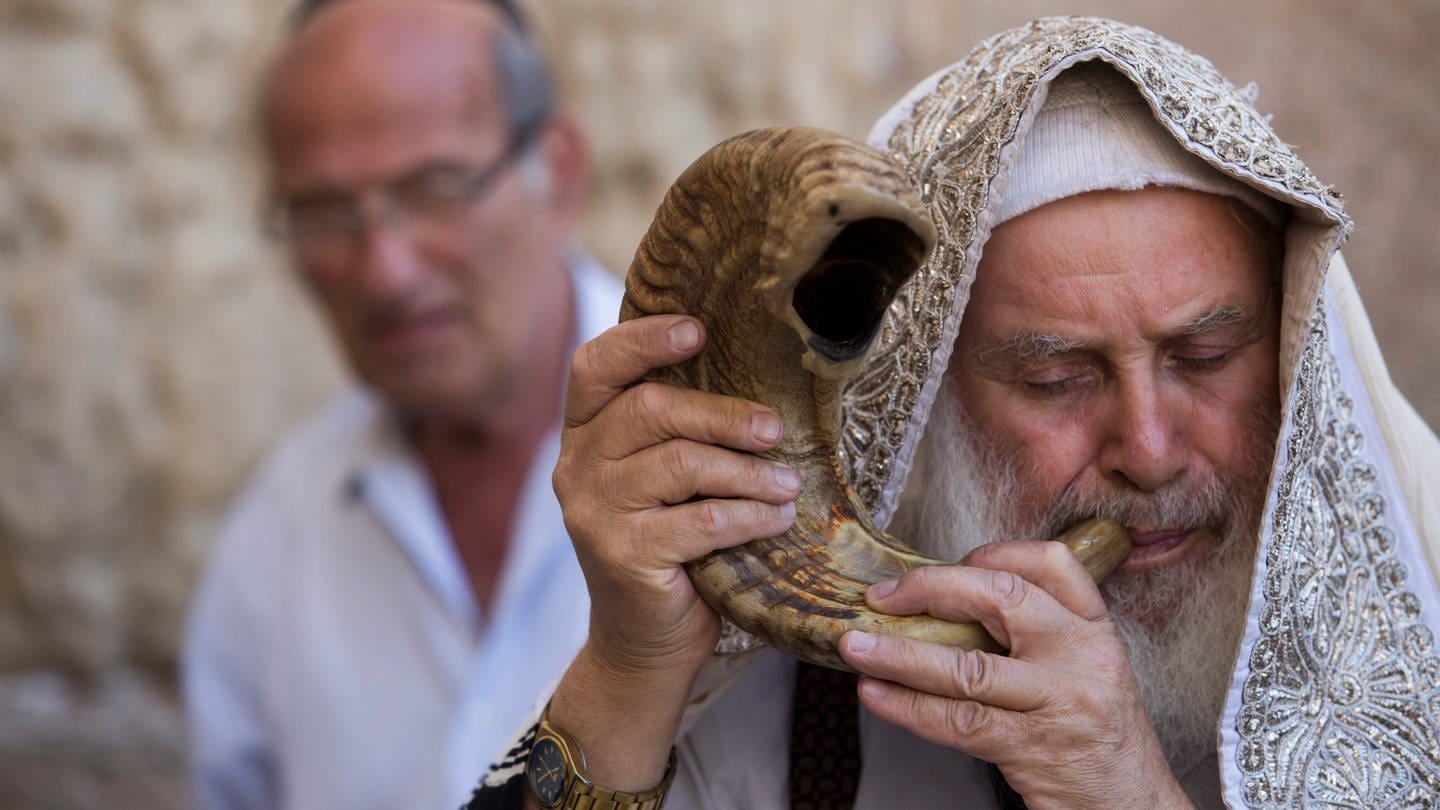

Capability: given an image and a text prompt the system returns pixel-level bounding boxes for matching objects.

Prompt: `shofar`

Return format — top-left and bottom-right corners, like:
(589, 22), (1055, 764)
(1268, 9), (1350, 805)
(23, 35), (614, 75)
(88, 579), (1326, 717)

(621, 126), (1131, 671)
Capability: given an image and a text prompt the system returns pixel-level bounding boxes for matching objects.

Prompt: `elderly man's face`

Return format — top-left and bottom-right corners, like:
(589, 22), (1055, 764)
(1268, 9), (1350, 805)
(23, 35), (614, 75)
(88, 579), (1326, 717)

(263, 3), (577, 421)
(915, 187), (1281, 770)
(951, 187), (1280, 577)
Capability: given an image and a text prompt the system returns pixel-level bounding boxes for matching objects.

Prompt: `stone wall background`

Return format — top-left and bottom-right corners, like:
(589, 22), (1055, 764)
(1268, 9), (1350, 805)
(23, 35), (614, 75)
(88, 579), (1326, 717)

(0, 0), (1435, 805)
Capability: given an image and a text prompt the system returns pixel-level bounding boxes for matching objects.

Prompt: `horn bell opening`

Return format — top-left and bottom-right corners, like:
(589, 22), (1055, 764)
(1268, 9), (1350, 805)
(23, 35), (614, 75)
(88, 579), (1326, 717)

(792, 217), (927, 363)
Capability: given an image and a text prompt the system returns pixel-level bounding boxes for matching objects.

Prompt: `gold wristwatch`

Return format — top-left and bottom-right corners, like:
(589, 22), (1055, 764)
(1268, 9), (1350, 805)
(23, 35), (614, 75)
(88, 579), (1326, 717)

(524, 704), (677, 810)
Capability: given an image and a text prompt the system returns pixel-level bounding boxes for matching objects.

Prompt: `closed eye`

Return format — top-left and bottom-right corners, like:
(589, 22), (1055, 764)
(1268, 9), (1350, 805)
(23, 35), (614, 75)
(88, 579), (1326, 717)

(1023, 378), (1086, 396)
(1019, 364), (1095, 397)
(1172, 351), (1232, 373)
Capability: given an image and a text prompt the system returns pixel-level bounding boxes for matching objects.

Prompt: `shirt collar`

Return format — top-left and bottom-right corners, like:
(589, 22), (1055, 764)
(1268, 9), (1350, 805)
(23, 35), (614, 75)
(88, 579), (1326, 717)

(336, 253), (623, 628)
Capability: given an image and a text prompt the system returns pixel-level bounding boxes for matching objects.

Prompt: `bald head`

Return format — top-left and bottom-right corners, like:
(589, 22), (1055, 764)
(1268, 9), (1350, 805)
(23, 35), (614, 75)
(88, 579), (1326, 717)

(263, 0), (551, 183)
(291, 0), (526, 31)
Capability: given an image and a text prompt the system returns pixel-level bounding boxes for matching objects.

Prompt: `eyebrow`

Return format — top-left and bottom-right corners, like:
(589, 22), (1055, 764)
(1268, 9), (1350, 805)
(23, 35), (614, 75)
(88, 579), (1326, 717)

(966, 304), (1255, 371)
(968, 331), (1084, 369)
(1175, 304), (1248, 335)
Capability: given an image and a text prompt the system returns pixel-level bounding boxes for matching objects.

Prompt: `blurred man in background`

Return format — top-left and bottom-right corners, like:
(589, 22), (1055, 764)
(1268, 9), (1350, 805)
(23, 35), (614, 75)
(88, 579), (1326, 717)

(182, 1), (620, 807)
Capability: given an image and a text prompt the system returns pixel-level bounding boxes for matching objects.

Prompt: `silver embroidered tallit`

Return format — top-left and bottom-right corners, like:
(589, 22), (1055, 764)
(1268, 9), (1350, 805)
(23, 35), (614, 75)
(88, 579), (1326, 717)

(852, 16), (1440, 808)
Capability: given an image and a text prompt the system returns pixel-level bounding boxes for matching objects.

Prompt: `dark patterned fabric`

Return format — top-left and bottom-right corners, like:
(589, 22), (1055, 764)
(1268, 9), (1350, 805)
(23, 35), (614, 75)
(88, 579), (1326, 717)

(461, 723), (536, 810)
(788, 662), (862, 809)
(460, 774), (525, 810)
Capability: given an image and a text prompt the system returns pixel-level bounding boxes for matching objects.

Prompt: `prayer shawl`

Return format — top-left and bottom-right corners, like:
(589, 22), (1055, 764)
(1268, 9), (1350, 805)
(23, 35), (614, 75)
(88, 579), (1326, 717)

(855, 16), (1440, 807)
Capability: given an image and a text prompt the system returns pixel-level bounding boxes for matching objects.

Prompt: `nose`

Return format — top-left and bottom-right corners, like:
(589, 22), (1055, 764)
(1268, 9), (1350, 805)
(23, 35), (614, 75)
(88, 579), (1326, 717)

(1096, 375), (1189, 492)
(354, 204), (426, 297)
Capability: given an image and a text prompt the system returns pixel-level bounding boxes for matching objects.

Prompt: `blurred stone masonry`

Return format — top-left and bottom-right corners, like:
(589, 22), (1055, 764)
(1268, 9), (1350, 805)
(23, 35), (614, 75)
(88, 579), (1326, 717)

(0, 0), (1436, 806)
(0, 671), (183, 808)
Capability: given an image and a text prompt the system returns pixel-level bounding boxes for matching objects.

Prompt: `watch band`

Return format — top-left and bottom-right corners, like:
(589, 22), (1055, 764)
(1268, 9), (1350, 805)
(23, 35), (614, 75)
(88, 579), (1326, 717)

(526, 704), (677, 810)
(559, 771), (674, 810)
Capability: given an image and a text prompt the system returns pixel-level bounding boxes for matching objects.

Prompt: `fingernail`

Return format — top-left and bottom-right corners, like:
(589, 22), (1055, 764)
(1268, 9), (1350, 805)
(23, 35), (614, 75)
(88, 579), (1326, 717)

(752, 413), (781, 443)
(777, 501), (796, 520)
(869, 578), (898, 600)
(772, 464), (801, 491)
(669, 321), (699, 351)
(847, 631), (876, 653)
(860, 678), (888, 700)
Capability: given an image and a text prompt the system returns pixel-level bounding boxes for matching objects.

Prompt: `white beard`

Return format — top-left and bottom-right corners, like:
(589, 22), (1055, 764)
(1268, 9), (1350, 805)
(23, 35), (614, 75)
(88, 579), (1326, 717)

(888, 385), (1272, 774)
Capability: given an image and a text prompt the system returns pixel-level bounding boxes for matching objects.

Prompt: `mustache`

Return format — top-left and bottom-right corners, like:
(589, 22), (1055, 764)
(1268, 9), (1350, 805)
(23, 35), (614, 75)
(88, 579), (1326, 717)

(1034, 473), (1234, 542)
(358, 296), (466, 333)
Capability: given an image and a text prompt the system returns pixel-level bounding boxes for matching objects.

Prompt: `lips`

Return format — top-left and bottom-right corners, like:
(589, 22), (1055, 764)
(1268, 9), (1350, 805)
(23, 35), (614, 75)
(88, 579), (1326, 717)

(1120, 527), (1203, 572)
(363, 307), (464, 351)
(1129, 527), (1191, 547)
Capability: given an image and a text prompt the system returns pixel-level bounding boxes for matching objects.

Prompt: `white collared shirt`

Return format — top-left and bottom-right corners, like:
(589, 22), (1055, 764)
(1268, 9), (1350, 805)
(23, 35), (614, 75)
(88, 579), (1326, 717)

(183, 257), (622, 810)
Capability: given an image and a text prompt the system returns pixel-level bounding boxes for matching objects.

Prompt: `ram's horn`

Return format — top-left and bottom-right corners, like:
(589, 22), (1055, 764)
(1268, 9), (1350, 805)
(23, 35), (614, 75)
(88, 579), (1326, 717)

(621, 126), (1132, 671)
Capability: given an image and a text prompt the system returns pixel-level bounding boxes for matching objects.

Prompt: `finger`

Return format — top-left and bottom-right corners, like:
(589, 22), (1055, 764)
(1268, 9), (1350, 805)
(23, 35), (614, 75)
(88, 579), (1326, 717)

(633, 497), (798, 568)
(566, 316), (706, 428)
(863, 564), (1076, 652)
(609, 440), (802, 509)
(588, 382), (784, 460)
(960, 540), (1108, 622)
(839, 630), (1048, 712)
(856, 677), (1019, 764)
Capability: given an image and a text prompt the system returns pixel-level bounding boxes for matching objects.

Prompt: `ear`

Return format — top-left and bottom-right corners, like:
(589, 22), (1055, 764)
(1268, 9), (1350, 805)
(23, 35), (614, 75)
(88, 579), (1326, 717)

(535, 111), (588, 233)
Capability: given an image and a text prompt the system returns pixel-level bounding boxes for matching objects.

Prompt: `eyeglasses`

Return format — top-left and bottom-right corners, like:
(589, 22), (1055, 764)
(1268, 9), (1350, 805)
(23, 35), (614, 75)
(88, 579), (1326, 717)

(267, 126), (539, 258)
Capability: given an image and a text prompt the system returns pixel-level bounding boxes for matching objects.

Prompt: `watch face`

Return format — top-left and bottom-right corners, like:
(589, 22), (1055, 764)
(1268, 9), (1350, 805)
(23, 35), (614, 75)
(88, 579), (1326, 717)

(526, 736), (568, 807)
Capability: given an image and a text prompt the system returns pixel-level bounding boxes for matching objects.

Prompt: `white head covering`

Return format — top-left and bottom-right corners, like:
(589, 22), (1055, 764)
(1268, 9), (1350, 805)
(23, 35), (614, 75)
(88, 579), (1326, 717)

(993, 61), (1283, 227)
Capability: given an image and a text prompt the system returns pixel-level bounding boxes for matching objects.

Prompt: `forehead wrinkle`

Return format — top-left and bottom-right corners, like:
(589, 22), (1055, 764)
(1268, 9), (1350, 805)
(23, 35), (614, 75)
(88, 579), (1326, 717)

(262, 4), (507, 193)
(265, 2), (502, 135)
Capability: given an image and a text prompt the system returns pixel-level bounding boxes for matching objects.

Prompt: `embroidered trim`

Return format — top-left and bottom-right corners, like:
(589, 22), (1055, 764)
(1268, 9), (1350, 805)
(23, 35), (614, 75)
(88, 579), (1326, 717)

(1236, 302), (1440, 806)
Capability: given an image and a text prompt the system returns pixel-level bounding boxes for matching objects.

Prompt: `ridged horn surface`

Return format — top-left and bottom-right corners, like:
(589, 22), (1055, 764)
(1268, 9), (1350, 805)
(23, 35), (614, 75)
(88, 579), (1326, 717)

(620, 126), (1132, 671)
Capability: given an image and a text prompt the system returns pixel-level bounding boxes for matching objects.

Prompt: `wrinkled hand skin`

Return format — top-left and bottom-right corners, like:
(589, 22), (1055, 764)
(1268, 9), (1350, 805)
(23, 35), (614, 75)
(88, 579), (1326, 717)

(545, 313), (800, 792)
(838, 540), (1194, 809)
